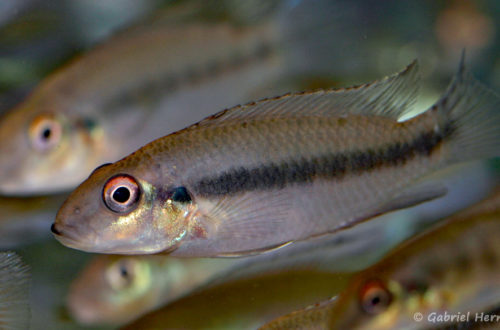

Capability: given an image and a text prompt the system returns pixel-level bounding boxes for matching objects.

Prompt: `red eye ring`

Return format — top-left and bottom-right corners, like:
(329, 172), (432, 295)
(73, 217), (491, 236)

(29, 114), (62, 151)
(359, 279), (392, 315)
(103, 174), (140, 213)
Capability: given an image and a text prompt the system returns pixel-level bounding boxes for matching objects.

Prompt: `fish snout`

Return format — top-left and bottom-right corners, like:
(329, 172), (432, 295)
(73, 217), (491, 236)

(50, 223), (62, 236)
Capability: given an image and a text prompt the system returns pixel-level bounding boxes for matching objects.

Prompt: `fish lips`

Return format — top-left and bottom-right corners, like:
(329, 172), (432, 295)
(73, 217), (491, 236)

(50, 221), (98, 252)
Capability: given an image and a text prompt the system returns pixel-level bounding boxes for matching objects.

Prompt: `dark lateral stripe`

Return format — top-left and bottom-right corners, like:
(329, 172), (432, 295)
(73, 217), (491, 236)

(193, 123), (455, 197)
(105, 42), (273, 109)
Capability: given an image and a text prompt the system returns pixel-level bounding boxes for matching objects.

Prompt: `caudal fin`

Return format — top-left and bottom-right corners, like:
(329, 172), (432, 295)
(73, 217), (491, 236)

(0, 252), (31, 329)
(436, 54), (500, 163)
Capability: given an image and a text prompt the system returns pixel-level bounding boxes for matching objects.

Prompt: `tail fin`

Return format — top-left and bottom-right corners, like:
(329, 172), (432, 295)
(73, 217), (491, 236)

(436, 53), (500, 163)
(0, 252), (31, 329)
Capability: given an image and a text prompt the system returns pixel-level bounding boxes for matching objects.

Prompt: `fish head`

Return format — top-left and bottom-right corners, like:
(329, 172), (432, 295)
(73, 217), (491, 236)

(327, 274), (408, 329)
(0, 94), (104, 195)
(67, 255), (159, 325)
(52, 161), (189, 254)
(328, 270), (437, 329)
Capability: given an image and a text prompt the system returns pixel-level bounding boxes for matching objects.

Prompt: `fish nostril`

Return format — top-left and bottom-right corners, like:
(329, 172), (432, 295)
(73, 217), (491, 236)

(51, 223), (62, 235)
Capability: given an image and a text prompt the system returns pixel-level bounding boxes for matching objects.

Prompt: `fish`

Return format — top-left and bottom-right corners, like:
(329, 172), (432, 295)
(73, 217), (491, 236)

(0, 194), (67, 248)
(122, 270), (352, 329)
(0, 0), (338, 195)
(67, 255), (237, 325)
(67, 216), (392, 325)
(52, 55), (500, 257)
(0, 252), (31, 329)
(259, 189), (500, 330)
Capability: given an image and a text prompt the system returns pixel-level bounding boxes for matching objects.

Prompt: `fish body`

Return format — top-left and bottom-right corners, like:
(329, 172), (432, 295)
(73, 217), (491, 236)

(53, 58), (500, 256)
(0, 252), (31, 329)
(261, 190), (500, 330)
(123, 270), (352, 329)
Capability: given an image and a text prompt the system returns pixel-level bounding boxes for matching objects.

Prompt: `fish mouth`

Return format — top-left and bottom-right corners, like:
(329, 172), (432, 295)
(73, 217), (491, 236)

(50, 223), (63, 236)
(51, 222), (142, 254)
(50, 222), (99, 252)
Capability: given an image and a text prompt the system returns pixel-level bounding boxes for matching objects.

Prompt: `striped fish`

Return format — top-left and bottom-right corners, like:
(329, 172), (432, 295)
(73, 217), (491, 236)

(52, 57), (500, 256)
(260, 189), (500, 330)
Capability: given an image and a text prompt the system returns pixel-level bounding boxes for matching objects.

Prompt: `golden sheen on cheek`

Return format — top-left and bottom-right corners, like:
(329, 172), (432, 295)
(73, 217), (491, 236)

(108, 210), (146, 240)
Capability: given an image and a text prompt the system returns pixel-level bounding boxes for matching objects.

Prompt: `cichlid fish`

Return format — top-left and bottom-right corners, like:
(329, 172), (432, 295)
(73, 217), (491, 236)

(0, 194), (67, 248)
(52, 57), (500, 257)
(68, 217), (391, 325)
(0, 252), (31, 329)
(0, 0), (339, 195)
(67, 255), (237, 325)
(260, 190), (500, 330)
(123, 270), (352, 329)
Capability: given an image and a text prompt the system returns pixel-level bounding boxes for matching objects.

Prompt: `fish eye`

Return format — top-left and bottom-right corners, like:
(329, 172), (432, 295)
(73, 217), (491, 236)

(106, 258), (137, 291)
(29, 115), (62, 151)
(103, 174), (140, 213)
(359, 279), (392, 315)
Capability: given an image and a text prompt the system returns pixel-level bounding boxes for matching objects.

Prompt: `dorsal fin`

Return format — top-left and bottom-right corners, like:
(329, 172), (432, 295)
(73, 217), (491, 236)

(193, 60), (420, 128)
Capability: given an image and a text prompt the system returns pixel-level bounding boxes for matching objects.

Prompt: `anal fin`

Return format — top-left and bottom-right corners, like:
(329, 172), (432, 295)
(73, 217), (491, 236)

(375, 181), (448, 218)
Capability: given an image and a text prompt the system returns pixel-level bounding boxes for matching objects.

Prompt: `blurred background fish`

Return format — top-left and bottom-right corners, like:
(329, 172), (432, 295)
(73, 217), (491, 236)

(261, 189), (500, 329)
(0, 252), (31, 329)
(0, 0), (344, 195)
(67, 255), (237, 325)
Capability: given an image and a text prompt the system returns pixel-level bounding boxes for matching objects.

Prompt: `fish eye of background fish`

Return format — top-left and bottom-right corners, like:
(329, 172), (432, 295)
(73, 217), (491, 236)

(359, 279), (393, 315)
(106, 258), (139, 291)
(28, 114), (63, 151)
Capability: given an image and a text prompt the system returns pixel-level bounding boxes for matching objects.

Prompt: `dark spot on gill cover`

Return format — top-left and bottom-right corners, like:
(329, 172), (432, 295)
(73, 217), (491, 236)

(171, 186), (192, 203)
(158, 186), (192, 204)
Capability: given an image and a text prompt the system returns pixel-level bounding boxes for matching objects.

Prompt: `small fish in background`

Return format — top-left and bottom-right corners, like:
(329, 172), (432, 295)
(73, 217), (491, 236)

(0, 252), (31, 329)
(0, 0), (343, 195)
(0, 194), (67, 248)
(67, 216), (393, 326)
(122, 269), (352, 329)
(66, 255), (237, 325)
(53, 56), (500, 257)
(260, 189), (500, 330)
